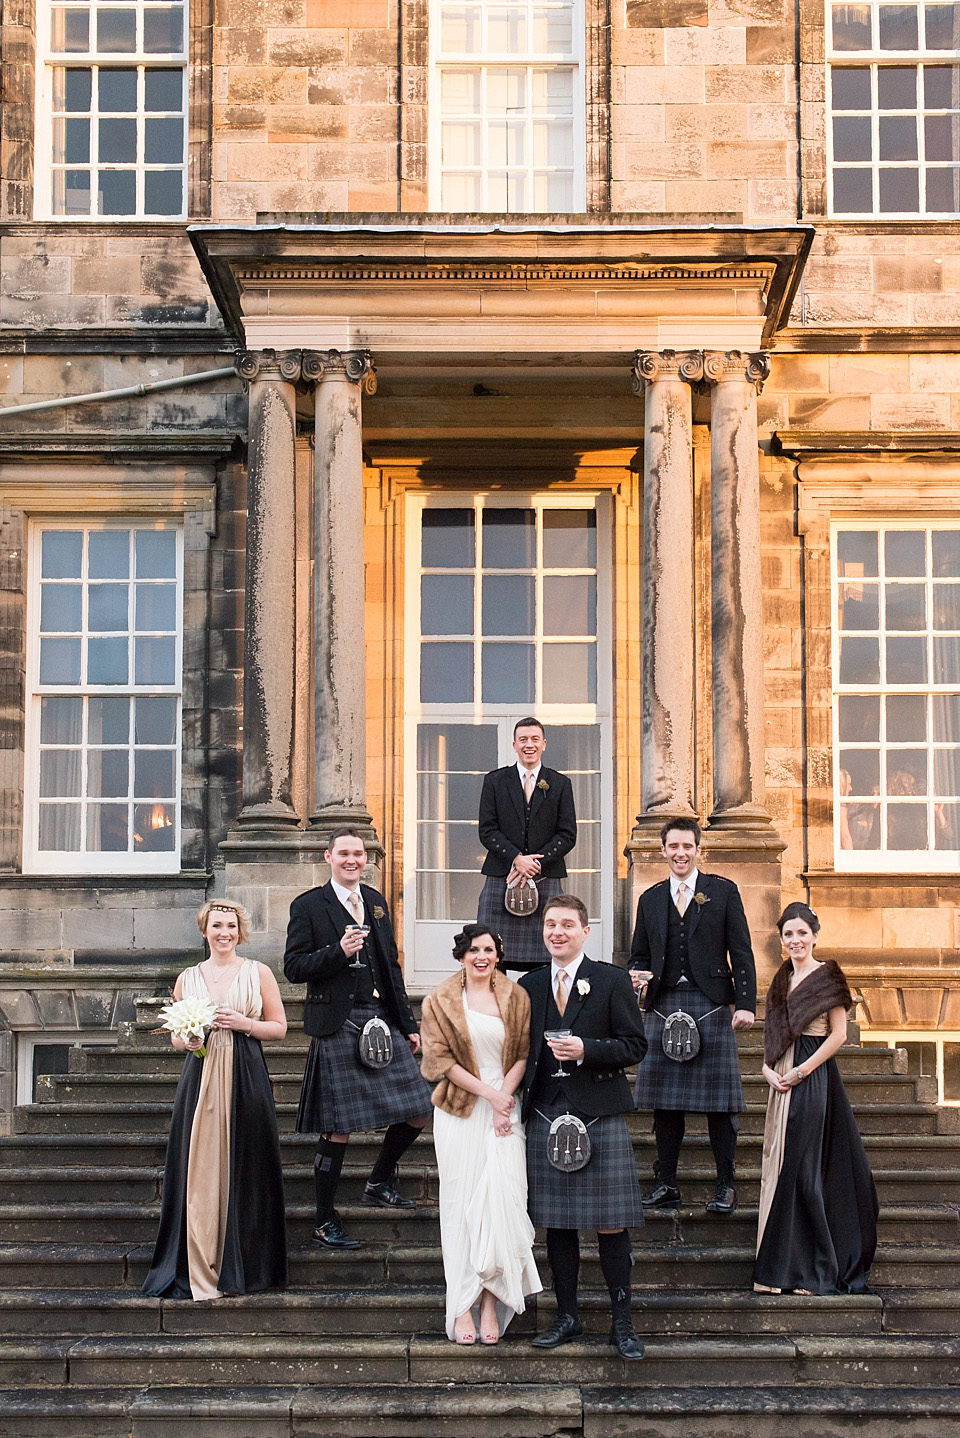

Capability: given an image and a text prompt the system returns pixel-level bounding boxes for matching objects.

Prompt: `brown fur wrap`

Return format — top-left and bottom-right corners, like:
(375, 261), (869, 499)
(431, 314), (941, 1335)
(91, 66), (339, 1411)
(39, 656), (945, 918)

(763, 959), (853, 1066)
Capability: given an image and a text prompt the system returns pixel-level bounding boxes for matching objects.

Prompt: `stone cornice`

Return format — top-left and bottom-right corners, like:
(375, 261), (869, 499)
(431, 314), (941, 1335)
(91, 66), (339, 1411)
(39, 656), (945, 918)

(0, 432), (241, 464)
(234, 261), (777, 286)
(775, 430), (960, 456)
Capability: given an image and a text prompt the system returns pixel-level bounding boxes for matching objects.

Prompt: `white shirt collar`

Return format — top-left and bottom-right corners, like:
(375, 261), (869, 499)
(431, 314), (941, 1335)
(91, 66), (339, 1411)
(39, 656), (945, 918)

(670, 869), (699, 901)
(552, 954), (584, 996)
(517, 760), (542, 785)
(331, 877), (362, 908)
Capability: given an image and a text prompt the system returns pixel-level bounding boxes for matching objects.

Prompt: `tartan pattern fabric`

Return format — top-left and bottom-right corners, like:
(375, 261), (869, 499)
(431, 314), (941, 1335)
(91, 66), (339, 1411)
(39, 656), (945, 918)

(295, 1003), (432, 1134)
(476, 875), (562, 972)
(526, 1099), (645, 1230)
(633, 983), (745, 1114)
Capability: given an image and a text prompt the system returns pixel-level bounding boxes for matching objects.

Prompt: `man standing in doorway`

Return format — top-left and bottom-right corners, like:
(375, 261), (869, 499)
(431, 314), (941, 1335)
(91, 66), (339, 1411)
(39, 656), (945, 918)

(476, 717), (577, 972)
(629, 817), (756, 1215)
(284, 828), (432, 1250)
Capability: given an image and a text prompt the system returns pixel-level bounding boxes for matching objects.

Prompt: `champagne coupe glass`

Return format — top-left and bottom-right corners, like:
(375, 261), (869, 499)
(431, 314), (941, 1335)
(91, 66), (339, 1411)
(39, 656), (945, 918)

(347, 924), (370, 969)
(543, 1028), (573, 1079)
(633, 969), (653, 1006)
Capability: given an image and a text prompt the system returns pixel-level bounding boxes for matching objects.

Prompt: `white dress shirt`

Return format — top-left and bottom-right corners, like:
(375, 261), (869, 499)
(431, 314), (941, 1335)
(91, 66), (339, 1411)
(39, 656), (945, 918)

(670, 868), (700, 908)
(331, 877), (363, 916)
(517, 760), (542, 790)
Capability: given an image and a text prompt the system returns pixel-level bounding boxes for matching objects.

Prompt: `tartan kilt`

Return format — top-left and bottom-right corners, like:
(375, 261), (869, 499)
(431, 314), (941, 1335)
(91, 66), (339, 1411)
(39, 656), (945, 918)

(295, 1002), (432, 1134)
(526, 1100), (644, 1230)
(633, 983), (745, 1114)
(476, 875), (562, 972)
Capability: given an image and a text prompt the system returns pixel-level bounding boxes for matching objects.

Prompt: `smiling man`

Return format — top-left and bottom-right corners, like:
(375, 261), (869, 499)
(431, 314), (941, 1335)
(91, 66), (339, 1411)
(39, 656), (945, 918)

(629, 817), (756, 1216)
(519, 894), (647, 1358)
(476, 717), (577, 972)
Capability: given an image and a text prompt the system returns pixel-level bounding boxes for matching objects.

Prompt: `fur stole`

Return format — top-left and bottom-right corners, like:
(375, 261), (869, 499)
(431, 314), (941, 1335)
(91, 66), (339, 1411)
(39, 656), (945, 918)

(763, 959), (852, 1066)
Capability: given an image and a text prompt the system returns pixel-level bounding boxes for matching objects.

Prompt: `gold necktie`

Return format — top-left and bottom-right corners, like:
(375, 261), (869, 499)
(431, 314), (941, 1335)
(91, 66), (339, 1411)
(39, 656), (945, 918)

(556, 970), (568, 1017)
(523, 771), (535, 803)
(676, 884), (688, 917)
(347, 891), (364, 926)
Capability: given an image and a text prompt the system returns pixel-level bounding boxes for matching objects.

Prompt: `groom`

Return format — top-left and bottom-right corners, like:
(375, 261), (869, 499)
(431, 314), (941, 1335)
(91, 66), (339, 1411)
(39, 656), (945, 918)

(520, 894), (647, 1358)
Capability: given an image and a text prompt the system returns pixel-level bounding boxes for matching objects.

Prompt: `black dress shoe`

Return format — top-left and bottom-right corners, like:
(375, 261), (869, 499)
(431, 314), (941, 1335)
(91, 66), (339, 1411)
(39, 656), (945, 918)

(531, 1313), (583, 1348)
(705, 1182), (738, 1214)
(641, 1180), (681, 1209)
(311, 1216), (361, 1249)
(362, 1179), (415, 1208)
(609, 1317), (645, 1360)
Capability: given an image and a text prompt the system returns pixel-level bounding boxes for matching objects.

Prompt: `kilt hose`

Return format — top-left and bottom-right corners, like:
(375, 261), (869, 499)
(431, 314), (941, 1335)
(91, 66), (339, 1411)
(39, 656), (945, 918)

(526, 1097), (645, 1231)
(633, 982), (745, 1115)
(476, 875), (561, 972)
(295, 1001), (432, 1135)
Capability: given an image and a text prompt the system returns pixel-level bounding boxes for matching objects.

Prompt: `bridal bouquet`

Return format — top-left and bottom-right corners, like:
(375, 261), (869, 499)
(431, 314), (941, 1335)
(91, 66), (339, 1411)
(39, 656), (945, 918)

(158, 993), (217, 1058)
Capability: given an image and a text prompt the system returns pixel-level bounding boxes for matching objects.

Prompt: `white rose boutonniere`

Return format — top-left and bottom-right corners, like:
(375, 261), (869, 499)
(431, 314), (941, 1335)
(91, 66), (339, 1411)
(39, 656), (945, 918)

(576, 978), (591, 997)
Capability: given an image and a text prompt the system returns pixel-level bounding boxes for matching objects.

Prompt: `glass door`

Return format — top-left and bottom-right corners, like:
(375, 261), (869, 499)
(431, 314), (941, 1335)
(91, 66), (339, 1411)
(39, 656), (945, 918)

(403, 492), (612, 991)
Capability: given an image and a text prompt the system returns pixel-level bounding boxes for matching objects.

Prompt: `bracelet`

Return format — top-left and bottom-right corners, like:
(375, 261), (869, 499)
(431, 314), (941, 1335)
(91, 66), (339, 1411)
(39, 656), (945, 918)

(794, 1066), (804, 1081)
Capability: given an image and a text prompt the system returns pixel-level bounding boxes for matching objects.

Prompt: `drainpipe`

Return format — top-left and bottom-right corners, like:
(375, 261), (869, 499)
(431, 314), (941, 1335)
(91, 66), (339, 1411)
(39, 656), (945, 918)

(0, 365), (237, 419)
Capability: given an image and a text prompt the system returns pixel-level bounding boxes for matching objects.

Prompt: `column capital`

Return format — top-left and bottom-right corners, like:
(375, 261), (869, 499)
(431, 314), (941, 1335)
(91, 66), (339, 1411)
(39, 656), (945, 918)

(302, 348), (378, 394)
(234, 348), (302, 385)
(631, 348), (703, 394)
(702, 349), (771, 391)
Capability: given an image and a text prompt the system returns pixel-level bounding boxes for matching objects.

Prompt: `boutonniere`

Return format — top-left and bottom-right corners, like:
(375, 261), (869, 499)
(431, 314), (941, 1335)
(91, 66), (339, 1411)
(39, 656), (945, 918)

(576, 978), (590, 997)
(372, 906), (385, 920)
(694, 892), (709, 907)
(537, 778), (549, 792)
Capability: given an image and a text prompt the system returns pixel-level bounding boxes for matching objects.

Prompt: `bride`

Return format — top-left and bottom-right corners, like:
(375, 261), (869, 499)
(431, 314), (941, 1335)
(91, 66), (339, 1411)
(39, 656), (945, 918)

(420, 924), (542, 1344)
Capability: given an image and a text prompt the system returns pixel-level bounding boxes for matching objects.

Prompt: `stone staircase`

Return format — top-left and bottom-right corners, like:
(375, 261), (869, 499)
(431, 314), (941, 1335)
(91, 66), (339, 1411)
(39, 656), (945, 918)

(2, 999), (960, 1436)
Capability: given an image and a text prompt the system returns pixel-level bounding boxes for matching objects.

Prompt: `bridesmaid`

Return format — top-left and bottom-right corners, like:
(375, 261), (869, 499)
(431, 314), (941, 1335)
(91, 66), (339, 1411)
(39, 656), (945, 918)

(143, 899), (288, 1300)
(754, 902), (878, 1295)
(420, 924), (542, 1344)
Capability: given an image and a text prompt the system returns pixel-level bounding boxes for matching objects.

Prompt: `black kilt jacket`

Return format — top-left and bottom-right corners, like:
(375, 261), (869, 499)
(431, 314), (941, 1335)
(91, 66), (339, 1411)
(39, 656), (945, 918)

(518, 958), (647, 1124)
(283, 882), (418, 1040)
(479, 764), (576, 878)
(629, 872), (757, 1013)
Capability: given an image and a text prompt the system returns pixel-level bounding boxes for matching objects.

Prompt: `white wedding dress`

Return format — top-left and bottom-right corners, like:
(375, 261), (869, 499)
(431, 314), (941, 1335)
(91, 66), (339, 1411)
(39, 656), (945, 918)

(432, 999), (542, 1338)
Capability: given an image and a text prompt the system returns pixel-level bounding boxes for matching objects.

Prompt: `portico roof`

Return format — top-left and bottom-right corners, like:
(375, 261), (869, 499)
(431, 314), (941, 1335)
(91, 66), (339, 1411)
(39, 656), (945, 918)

(189, 215), (814, 366)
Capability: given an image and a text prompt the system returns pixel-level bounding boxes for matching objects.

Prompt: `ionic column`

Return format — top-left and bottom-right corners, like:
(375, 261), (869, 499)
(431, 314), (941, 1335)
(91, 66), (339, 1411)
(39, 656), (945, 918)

(703, 349), (772, 826)
(234, 349), (300, 828)
(631, 349), (703, 823)
(303, 349), (379, 838)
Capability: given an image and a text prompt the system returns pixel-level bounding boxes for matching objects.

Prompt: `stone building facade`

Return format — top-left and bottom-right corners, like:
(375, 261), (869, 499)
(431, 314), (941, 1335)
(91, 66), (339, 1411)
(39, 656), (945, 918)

(0, 0), (959, 1125)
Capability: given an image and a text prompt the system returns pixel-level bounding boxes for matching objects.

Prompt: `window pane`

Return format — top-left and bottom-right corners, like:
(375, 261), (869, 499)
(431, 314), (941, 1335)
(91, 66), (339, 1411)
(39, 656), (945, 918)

(135, 584), (177, 631)
(51, 6), (90, 49)
(88, 749), (129, 798)
(833, 2), (873, 46)
(840, 636), (881, 683)
(840, 748), (881, 793)
(134, 749), (175, 797)
(418, 771), (483, 821)
(417, 821), (485, 870)
(936, 802), (960, 847)
(834, 115), (873, 160)
(569, 771), (600, 815)
(144, 67), (182, 108)
(87, 636), (129, 684)
(886, 635), (927, 682)
(934, 584), (960, 629)
(417, 723), (498, 772)
(422, 510), (475, 568)
(888, 749), (927, 793)
(134, 636), (175, 685)
(925, 113), (960, 162)
(97, 6), (137, 49)
(39, 804), (81, 851)
(88, 582), (129, 632)
(839, 694), (881, 739)
(53, 169), (92, 214)
(488, 5), (526, 50)
(542, 642), (597, 703)
(88, 530), (130, 579)
(40, 750), (81, 798)
(927, 167), (960, 211)
(879, 4), (919, 47)
(838, 530), (879, 577)
(53, 117), (90, 164)
(840, 582), (879, 629)
(887, 803), (928, 847)
(416, 869), (485, 921)
(532, 4), (574, 51)
(422, 575), (474, 636)
(39, 637), (81, 685)
(482, 509), (536, 568)
(481, 641), (535, 702)
(887, 693), (927, 740)
(886, 582), (925, 630)
(441, 4), (481, 52)
(934, 694), (960, 740)
(834, 167), (874, 210)
(879, 115), (918, 160)
(441, 69), (482, 112)
(98, 169), (137, 215)
(482, 575), (535, 635)
(885, 530), (926, 576)
(40, 696), (83, 744)
(934, 636), (960, 683)
(543, 575), (597, 635)
(144, 116), (183, 163)
(833, 66), (873, 107)
(545, 724), (601, 770)
(99, 117), (138, 162)
(133, 802), (175, 850)
(135, 531), (176, 578)
(144, 5), (184, 51)
(944, 1042), (960, 1099)
(42, 532), (83, 579)
(878, 66), (918, 107)
(926, 2), (960, 46)
(88, 803), (130, 851)
(841, 800), (881, 848)
(934, 746), (960, 795)
(421, 643), (473, 702)
(879, 167), (920, 210)
(90, 695), (130, 743)
(134, 695), (177, 744)
(543, 510), (597, 568)
(925, 63), (960, 105)
(565, 868), (600, 918)
(40, 584), (82, 632)
(143, 169), (182, 216)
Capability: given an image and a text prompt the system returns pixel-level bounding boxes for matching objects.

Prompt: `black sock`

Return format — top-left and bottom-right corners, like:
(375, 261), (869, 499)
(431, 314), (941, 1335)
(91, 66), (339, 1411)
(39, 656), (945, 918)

(314, 1137), (347, 1223)
(369, 1121), (422, 1184)
(652, 1109), (685, 1184)
(598, 1229), (633, 1323)
(546, 1228), (580, 1318)
(707, 1113), (738, 1185)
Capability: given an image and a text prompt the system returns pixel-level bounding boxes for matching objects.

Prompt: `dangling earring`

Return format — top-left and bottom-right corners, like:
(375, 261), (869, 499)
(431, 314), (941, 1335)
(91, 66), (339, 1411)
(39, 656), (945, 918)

(460, 965), (466, 992)
(490, 970), (496, 991)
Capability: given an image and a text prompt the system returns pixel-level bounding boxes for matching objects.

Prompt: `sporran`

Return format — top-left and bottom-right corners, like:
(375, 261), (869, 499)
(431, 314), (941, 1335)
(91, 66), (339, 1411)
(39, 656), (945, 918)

(546, 1112), (592, 1172)
(504, 877), (539, 916)
(357, 1016), (393, 1069)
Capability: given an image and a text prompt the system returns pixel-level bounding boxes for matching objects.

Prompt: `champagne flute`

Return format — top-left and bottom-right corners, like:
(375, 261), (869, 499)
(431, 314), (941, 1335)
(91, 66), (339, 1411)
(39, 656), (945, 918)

(346, 924), (370, 969)
(544, 1028), (573, 1079)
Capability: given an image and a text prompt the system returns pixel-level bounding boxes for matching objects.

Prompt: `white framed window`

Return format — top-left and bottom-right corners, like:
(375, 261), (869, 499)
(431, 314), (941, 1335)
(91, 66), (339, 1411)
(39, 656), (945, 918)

(862, 1031), (960, 1104)
(36, 0), (188, 219)
(833, 522), (960, 871)
(429, 0), (586, 211)
(827, 0), (960, 216)
(23, 521), (183, 875)
(16, 1031), (115, 1105)
(403, 492), (612, 990)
